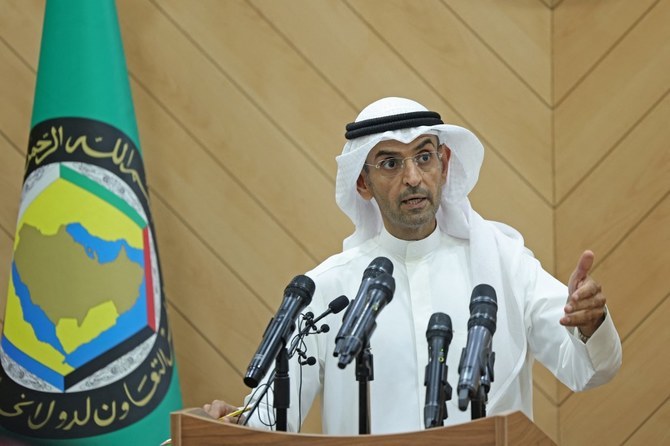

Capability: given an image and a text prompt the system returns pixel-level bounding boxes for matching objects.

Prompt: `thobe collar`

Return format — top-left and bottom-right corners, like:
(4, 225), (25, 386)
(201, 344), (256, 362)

(376, 224), (441, 262)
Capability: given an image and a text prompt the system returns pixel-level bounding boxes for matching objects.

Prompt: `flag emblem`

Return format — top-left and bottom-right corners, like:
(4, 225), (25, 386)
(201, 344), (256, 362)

(0, 118), (176, 438)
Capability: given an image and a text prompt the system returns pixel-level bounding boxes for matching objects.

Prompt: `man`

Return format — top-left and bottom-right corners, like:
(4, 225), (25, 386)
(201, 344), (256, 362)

(205, 97), (622, 434)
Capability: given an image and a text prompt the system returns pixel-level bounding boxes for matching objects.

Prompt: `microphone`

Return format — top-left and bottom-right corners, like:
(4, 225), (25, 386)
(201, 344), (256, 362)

(243, 275), (315, 388)
(291, 295), (350, 364)
(334, 257), (393, 357)
(336, 273), (395, 369)
(457, 284), (497, 411)
(424, 312), (453, 429)
(308, 295), (350, 329)
(296, 349), (317, 366)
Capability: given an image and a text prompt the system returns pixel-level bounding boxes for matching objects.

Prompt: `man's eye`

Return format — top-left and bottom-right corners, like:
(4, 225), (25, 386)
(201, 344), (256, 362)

(416, 152), (432, 164)
(380, 159), (399, 170)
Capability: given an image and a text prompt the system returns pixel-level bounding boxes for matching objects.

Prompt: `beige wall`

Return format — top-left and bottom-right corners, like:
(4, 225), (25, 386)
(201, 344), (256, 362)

(0, 1), (667, 444)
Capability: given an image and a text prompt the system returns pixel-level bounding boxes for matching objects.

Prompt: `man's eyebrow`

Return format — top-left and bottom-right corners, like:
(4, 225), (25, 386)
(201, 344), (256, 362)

(414, 137), (438, 151)
(372, 138), (437, 159)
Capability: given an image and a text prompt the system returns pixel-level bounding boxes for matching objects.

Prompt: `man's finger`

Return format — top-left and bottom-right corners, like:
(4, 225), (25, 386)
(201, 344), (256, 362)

(560, 307), (605, 327)
(204, 400), (236, 419)
(568, 279), (602, 302)
(565, 286), (604, 314)
(568, 250), (595, 295)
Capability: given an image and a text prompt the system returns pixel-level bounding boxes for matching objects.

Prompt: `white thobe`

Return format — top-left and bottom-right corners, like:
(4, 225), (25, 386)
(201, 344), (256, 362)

(246, 225), (621, 435)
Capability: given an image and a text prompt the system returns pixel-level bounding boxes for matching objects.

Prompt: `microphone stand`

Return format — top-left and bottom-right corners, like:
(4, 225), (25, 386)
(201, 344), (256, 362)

(274, 344), (290, 431)
(355, 341), (374, 434)
(470, 351), (495, 420)
(243, 315), (322, 430)
(427, 369), (451, 427)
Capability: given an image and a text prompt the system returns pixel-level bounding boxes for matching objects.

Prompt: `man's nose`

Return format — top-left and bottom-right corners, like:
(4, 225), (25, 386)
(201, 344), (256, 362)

(402, 159), (423, 186)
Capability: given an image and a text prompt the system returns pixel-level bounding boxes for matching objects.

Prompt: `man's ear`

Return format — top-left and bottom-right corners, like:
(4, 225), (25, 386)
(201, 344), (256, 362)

(440, 146), (452, 182)
(356, 173), (373, 201)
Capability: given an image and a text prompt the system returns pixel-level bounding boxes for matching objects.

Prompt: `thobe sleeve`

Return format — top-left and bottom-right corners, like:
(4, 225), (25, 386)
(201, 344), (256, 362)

(522, 255), (622, 392)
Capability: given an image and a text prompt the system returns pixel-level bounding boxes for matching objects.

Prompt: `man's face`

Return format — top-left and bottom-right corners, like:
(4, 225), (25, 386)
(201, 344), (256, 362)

(356, 135), (450, 241)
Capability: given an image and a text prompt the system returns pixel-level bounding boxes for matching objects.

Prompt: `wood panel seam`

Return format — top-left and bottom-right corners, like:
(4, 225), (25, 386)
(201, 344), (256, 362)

(553, 0), (662, 108)
(621, 393), (670, 445)
(344, 0), (554, 208)
(148, 0), (336, 185)
(440, 0), (552, 109)
(550, 5), (559, 440)
(149, 190), (275, 315)
(533, 380), (557, 405)
(540, 0), (565, 10)
(0, 221), (15, 240)
(584, 190), (670, 280)
(0, 132), (25, 239)
(559, 291), (670, 407)
(0, 33), (38, 76)
(556, 86), (670, 206)
(165, 299), (245, 377)
(0, 126), (26, 158)
(551, 0), (557, 276)
(245, 0), (359, 114)
(128, 72), (321, 264)
(620, 292), (670, 346)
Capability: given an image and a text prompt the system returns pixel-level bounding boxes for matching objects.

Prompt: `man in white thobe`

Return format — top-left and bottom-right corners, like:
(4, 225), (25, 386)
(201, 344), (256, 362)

(205, 97), (622, 435)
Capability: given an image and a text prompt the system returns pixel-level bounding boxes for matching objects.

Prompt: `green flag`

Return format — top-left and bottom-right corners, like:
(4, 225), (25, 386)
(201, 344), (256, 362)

(0, 1), (182, 444)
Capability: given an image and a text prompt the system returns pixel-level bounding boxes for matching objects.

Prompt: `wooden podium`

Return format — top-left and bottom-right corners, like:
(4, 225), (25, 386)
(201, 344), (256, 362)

(170, 408), (555, 445)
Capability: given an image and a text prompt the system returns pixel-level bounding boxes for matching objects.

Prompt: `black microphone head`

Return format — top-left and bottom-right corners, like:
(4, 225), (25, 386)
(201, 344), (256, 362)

(363, 256), (394, 279)
(469, 284), (497, 309)
(426, 312), (453, 343)
(244, 275), (315, 388)
(369, 272), (395, 303)
(328, 295), (350, 314)
(285, 275), (316, 304)
(468, 284), (497, 334)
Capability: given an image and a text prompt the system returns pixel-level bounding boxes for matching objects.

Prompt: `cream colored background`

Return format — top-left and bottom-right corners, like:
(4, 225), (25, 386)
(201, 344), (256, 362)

(0, 1), (668, 444)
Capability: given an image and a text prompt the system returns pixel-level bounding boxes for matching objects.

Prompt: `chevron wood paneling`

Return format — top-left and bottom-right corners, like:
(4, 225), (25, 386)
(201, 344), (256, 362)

(553, 0), (670, 444)
(555, 93), (670, 280)
(588, 195), (670, 340)
(151, 0), (353, 185)
(1, 1), (667, 444)
(623, 398), (670, 445)
(533, 359), (558, 411)
(167, 301), (252, 406)
(247, 0), (554, 268)
(120, 1), (350, 265)
(533, 380), (558, 442)
(349, 0), (553, 202)
(445, 0), (552, 104)
(554, 0), (670, 202)
(149, 192), (274, 379)
(556, 193), (670, 404)
(559, 295), (670, 445)
(0, 138), (23, 329)
(553, 0), (658, 103)
(0, 144), (22, 326)
(0, 140), (23, 237)
(0, 53), (34, 151)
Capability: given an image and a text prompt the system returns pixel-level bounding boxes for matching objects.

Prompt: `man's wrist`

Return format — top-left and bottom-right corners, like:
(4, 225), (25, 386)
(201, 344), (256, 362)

(577, 328), (591, 343)
(577, 306), (608, 343)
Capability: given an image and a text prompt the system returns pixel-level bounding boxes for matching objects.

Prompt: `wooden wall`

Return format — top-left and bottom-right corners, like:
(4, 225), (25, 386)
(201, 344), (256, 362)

(0, 1), (667, 444)
(553, 0), (670, 444)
